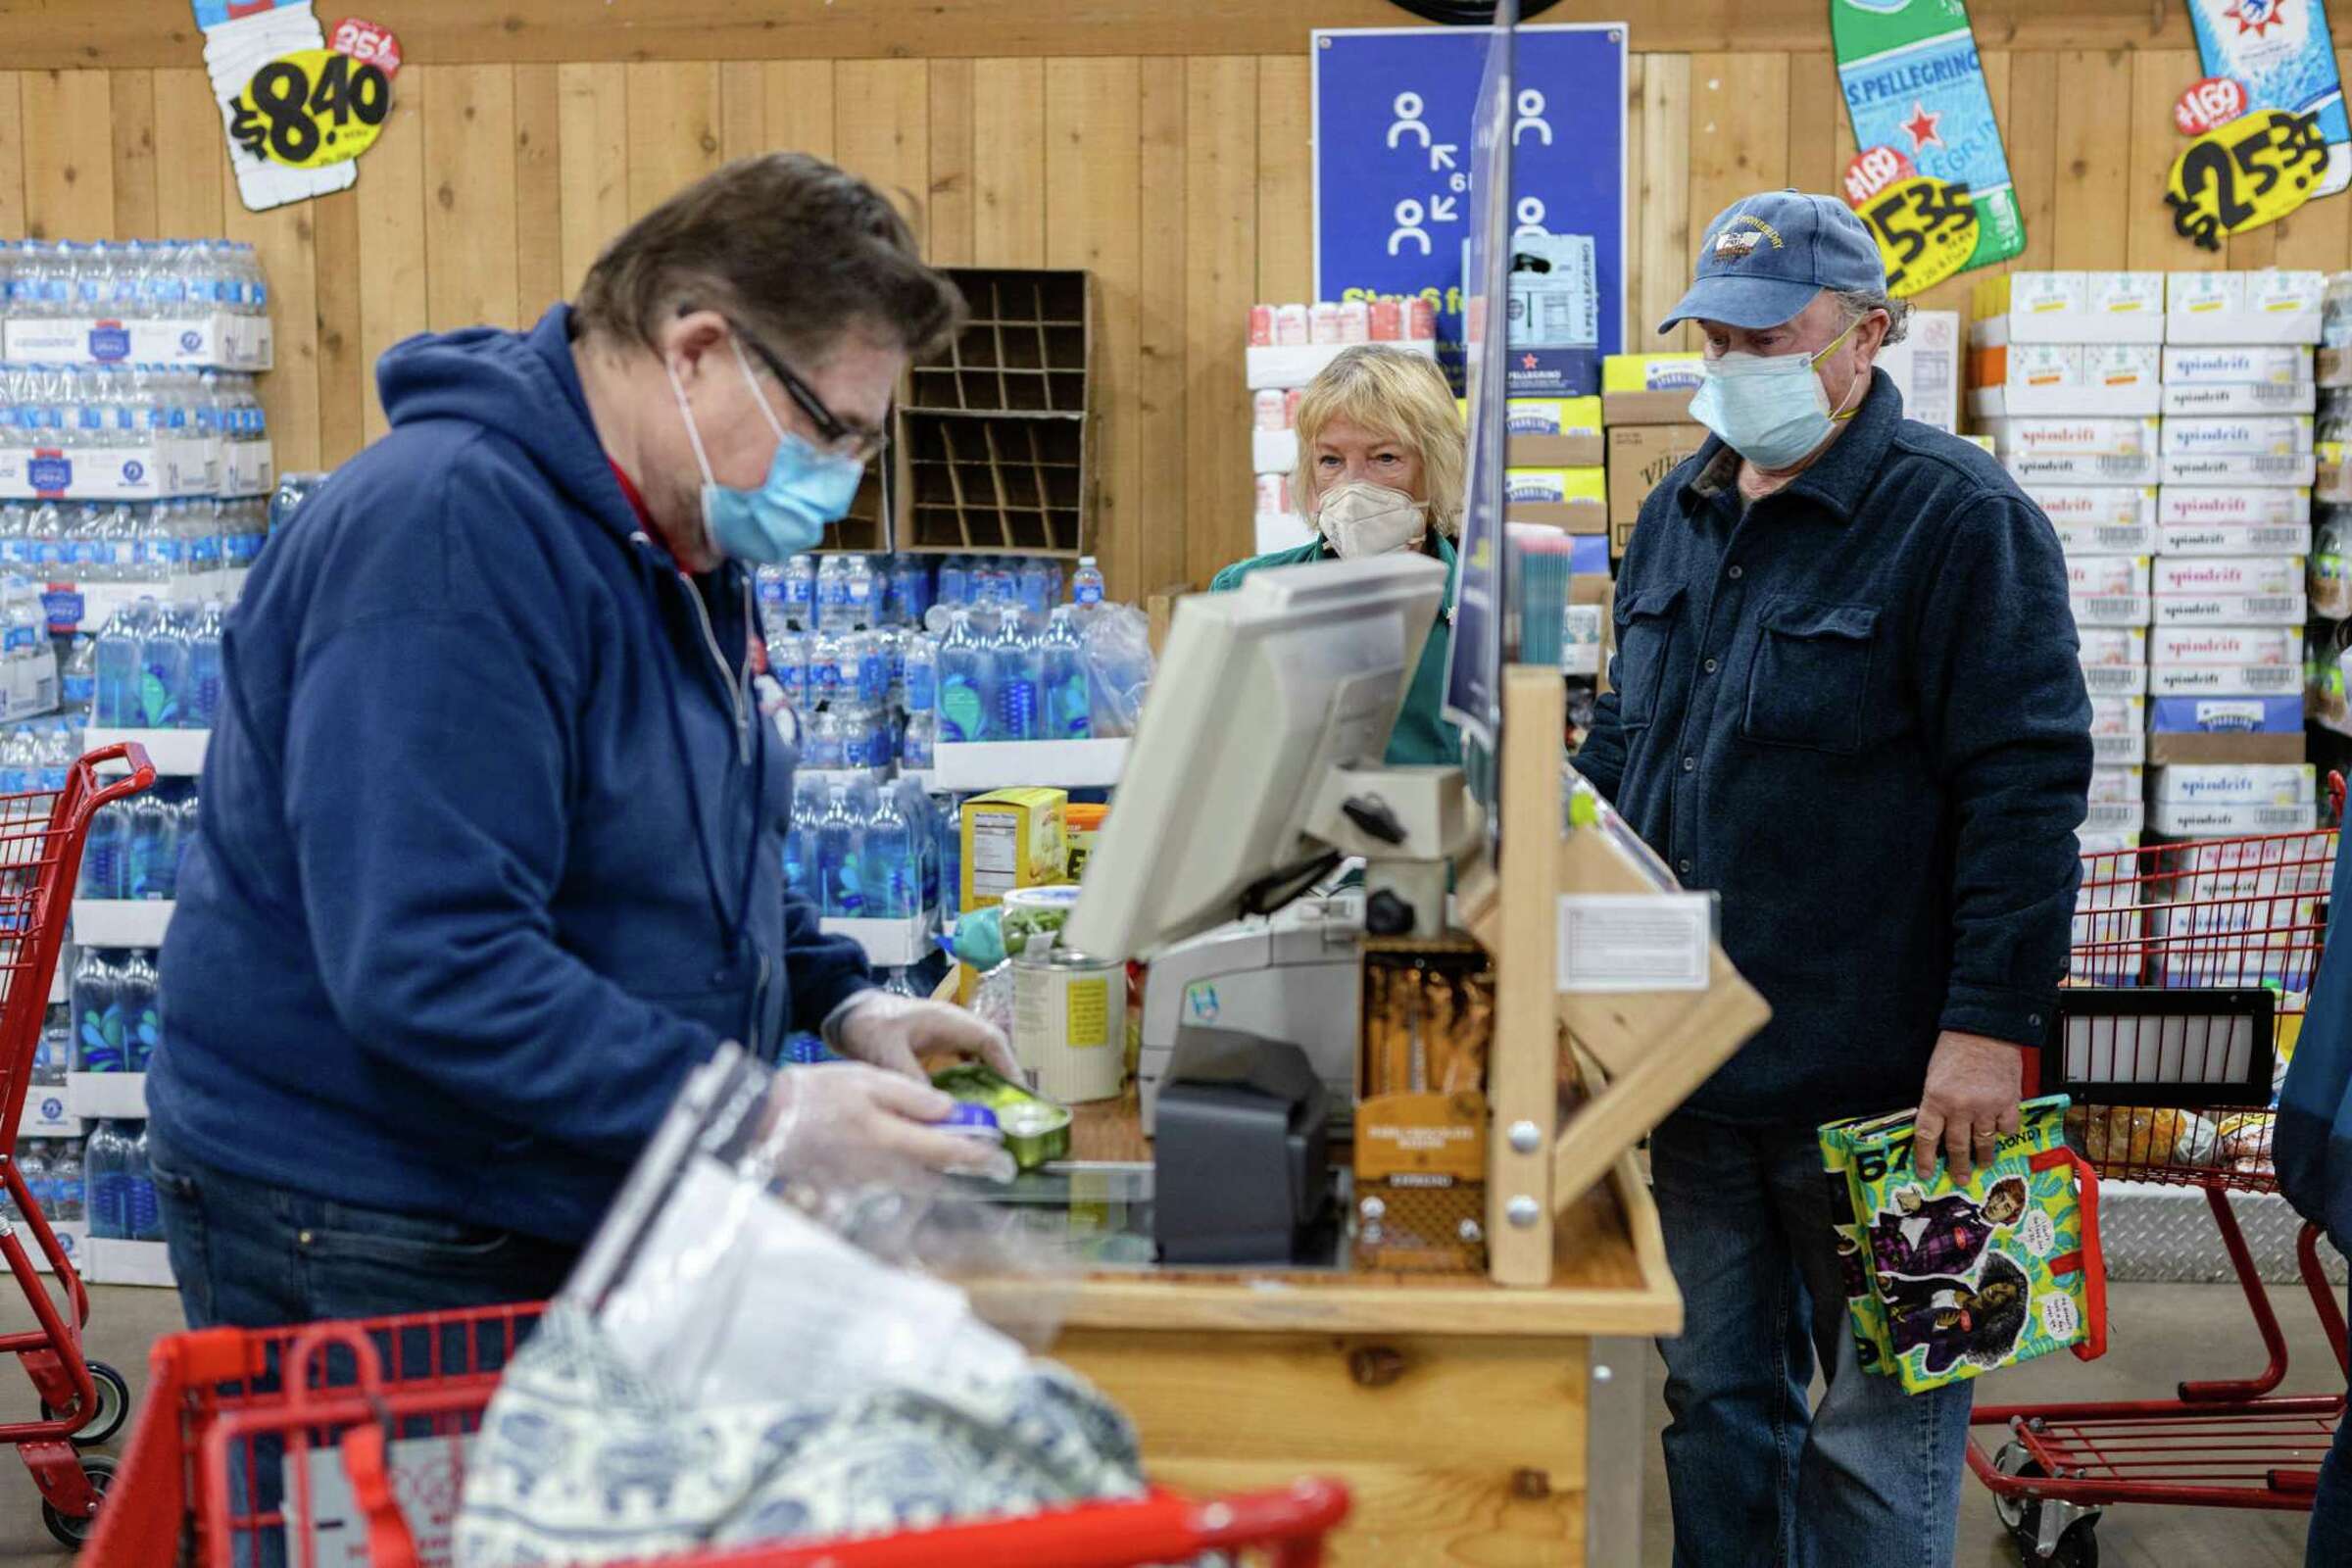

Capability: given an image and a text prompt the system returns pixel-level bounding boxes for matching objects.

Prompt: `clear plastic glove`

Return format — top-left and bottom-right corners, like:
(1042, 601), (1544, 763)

(830, 989), (1024, 1083)
(763, 1060), (1015, 1183)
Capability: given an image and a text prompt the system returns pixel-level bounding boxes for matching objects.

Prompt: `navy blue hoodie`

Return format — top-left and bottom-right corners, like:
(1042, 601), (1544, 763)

(149, 305), (873, 1245)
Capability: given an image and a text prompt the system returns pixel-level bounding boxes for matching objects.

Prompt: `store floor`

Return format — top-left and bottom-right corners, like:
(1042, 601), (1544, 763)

(0, 1283), (2331, 1563)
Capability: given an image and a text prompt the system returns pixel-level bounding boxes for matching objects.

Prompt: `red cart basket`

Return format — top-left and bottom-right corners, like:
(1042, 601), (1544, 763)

(0, 741), (157, 1546)
(83, 1298), (1351, 1568)
(1969, 778), (2349, 1566)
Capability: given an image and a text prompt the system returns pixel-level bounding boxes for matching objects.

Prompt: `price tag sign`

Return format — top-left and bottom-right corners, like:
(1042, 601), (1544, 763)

(226, 47), (392, 171)
(2175, 75), (2248, 136)
(327, 16), (404, 77)
(1855, 174), (1979, 298)
(1842, 144), (1918, 209)
(2165, 107), (2328, 252)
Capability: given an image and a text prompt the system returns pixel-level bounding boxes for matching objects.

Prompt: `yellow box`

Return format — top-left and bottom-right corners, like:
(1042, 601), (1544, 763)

(1503, 466), (1608, 505)
(959, 788), (1068, 913)
(1602, 352), (1704, 393)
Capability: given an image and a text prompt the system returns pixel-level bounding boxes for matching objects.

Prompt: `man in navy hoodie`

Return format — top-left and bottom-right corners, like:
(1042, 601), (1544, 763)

(147, 154), (1016, 1328)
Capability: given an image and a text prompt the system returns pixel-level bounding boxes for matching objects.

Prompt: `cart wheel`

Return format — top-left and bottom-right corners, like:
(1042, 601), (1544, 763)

(43, 1360), (130, 1446)
(40, 1454), (113, 1549)
(1993, 1446), (2100, 1567)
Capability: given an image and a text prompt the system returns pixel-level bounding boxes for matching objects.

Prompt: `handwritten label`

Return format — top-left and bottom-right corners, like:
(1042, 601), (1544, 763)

(226, 47), (393, 170)
(1857, 174), (1979, 298)
(2165, 107), (2328, 251)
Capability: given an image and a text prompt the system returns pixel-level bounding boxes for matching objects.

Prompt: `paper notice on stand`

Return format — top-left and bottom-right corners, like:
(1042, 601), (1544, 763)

(1556, 893), (1712, 992)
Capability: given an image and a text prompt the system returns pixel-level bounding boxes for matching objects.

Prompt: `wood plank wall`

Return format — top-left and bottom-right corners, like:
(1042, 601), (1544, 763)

(5, 49), (2351, 595)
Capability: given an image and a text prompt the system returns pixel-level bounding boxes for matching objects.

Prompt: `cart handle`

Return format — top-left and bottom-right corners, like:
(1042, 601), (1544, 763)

(2033, 1146), (2107, 1364)
(77, 743), (156, 825)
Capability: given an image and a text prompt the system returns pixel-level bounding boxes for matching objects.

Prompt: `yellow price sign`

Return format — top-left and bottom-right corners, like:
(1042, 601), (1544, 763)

(226, 47), (392, 171)
(2165, 108), (2328, 252)
(1855, 175), (1979, 299)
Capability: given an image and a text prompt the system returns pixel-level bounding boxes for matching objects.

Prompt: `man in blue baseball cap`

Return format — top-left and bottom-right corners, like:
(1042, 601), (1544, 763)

(1578, 190), (2092, 1566)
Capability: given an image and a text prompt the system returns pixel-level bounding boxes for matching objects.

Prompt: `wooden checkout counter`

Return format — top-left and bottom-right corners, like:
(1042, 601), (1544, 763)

(971, 672), (1773, 1568)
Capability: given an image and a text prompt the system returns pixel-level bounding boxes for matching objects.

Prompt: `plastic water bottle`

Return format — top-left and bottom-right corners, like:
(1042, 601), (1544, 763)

(801, 707), (845, 771)
(84, 1122), (125, 1241)
(1072, 555), (1106, 609)
(71, 952), (122, 1071)
(36, 1008), (68, 1088)
(126, 1124), (161, 1241)
(116, 951), (159, 1072)
(937, 555), (970, 609)
(853, 630), (891, 707)
(50, 1140), (81, 1224)
(781, 554), (816, 631)
(990, 610), (1041, 742)
(1039, 606), (1093, 740)
(1016, 559), (1055, 617)
(890, 557), (931, 627)
(1085, 624), (1153, 740)
(174, 791), (199, 884)
(27, 501), (63, 578)
(0, 728), (36, 794)
(937, 609), (994, 744)
(767, 630), (808, 711)
(127, 793), (176, 900)
(941, 797), (962, 926)
(183, 601), (223, 729)
(82, 804), (128, 900)
(901, 710), (936, 772)
(59, 637), (94, 719)
(843, 555), (878, 631)
(816, 783), (864, 918)
(753, 564), (787, 638)
(861, 786), (917, 919)
(39, 725), (72, 794)
(91, 603), (142, 726)
(138, 597), (186, 727)
(904, 630), (939, 715)
(17, 1142), (48, 1224)
(814, 556), (847, 632)
(783, 780), (819, 903)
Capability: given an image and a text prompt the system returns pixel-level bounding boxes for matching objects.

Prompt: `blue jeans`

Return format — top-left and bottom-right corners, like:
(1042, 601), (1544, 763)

(148, 1123), (577, 1330)
(2313, 1292), (2352, 1565)
(1651, 1113), (1975, 1568)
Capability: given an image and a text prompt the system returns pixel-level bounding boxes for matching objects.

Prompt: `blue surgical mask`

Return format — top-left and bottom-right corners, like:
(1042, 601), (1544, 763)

(668, 338), (867, 564)
(1688, 320), (1862, 470)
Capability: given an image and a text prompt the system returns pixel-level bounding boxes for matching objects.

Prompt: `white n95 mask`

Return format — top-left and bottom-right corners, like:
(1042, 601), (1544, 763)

(1317, 481), (1427, 560)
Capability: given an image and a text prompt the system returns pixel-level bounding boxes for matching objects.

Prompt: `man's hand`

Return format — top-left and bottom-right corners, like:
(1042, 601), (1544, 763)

(832, 992), (1023, 1083)
(1913, 1029), (2025, 1185)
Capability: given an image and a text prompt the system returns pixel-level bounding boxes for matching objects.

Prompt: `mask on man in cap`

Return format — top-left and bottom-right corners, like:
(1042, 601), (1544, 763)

(1656, 190), (1891, 470)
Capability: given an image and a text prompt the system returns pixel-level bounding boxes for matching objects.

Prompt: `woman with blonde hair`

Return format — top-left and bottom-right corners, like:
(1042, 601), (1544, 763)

(1210, 343), (1466, 765)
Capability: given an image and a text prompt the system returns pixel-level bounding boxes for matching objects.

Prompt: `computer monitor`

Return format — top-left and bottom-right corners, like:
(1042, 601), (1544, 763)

(1064, 553), (1448, 961)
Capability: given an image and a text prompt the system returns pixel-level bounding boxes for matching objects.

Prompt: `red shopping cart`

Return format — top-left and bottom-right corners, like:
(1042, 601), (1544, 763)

(0, 741), (157, 1546)
(1970, 779), (2348, 1566)
(85, 1299), (1351, 1567)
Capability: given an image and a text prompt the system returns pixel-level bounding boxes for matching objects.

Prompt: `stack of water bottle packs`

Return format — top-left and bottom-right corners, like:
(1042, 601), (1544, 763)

(0, 1123), (166, 1246)
(78, 782), (199, 903)
(87, 598), (226, 730)
(0, 361), (271, 502)
(0, 499), (266, 612)
(0, 237), (271, 366)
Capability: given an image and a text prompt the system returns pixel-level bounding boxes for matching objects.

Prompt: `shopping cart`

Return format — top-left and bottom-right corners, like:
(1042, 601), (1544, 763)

(1970, 779), (2348, 1567)
(0, 740), (157, 1546)
(85, 1298), (1351, 1567)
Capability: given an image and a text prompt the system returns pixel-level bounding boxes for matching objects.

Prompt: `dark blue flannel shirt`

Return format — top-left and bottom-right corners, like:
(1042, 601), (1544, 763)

(1577, 370), (2092, 1125)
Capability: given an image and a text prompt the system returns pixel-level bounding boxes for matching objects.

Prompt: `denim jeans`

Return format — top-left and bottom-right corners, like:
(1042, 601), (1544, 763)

(1650, 1113), (1976, 1568)
(2313, 1294), (2352, 1566)
(147, 1122), (578, 1330)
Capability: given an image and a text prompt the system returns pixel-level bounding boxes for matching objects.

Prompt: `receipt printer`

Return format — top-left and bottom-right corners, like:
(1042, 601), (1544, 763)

(1152, 1028), (1332, 1266)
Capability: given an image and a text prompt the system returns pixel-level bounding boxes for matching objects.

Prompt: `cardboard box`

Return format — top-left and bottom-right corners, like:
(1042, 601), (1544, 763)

(2153, 556), (2304, 597)
(2150, 662), (2304, 697)
(958, 788), (1068, 912)
(2068, 555), (2152, 600)
(2080, 627), (2149, 697)
(1985, 417), (2162, 485)
(2152, 624), (2306, 667)
(1606, 422), (1707, 553)
(2151, 763), (2317, 806)
(2149, 694), (2305, 734)
(2088, 765), (2144, 804)
(2162, 453), (2320, 487)
(2152, 591), (2308, 626)
(1245, 337), (1439, 390)
(1971, 271), (2167, 345)
(2149, 729), (2308, 764)
(1504, 466), (1608, 533)
(2165, 345), (2316, 386)
(2071, 593), (2153, 629)
(2082, 800), (2148, 836)
(2163, 381), (2318, 416)
(1878, 310), (1960, 432)
(1503, 396), (1604, 466)
(1968, 342), (2162, 419)
(1503, 233), (1600, 397)
(2163, 416), (2314, 458)
(1601, 352), (1701, 424)
(2166, 270), (2327, 346)
(2090, 697), (2147, 765)
(2152, 800), (2320, 836)
(1, 312), (273, 370)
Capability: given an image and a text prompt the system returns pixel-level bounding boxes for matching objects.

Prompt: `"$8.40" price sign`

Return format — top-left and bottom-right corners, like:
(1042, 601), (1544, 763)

(1856, 175), (1978, 299)
(2166, 108), (2328, 251)
(226, 48), (392, 171)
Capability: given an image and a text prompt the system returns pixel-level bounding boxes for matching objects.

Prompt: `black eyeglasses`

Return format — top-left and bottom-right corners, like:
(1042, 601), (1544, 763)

(728, 321), (890, 464)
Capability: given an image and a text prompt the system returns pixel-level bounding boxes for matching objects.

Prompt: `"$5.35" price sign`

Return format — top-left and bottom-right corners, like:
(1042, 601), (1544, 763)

(2166, 108), (2328, 251)
(1856, 175), (1978, 299)
(226, 48), (392, 171)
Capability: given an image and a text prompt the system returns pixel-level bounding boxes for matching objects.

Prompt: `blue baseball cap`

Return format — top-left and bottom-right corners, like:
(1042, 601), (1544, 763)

(1657, 189), (1888, 335)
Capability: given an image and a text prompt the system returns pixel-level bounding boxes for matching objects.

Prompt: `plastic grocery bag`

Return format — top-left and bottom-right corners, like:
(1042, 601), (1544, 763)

(456, 1044), (1139, 1568)
(1819, 1095), (2107, 1396)
(1079, 602), (1155, 738)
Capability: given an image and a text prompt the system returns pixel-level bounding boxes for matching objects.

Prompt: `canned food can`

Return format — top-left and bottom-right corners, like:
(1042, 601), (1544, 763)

(1256, 473), (1286, 515)
(1013, 945), (1127, 1102)
(1253, 388), (1286, 431)
(1274, 303), (1311, 346)
(1408, 295), (1438, 340)
(1309, 302), (1343, 345)
(1248, 303), (1275, 347)
(1284, 387), (1303, 426)
(1339, 299), (1370, 343)
(1369, 296), (1404, 341)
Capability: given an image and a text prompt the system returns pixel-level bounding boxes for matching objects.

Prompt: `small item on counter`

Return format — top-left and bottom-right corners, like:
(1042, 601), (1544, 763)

(932, 1061), (1075, 1170)
(1063, 803), (1108, 882)
(938, 1101), (1006, 1151)
(1353, 937), (1494, 1275)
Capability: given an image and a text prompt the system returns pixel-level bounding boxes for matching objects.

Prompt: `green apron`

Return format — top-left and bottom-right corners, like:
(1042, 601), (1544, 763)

(1207, 534), (1462, 767)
